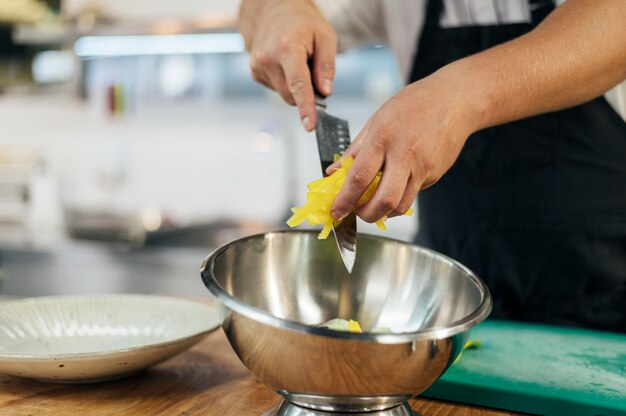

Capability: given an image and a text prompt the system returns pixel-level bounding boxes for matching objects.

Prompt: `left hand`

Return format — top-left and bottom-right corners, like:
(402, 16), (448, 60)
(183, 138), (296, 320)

(326, 68), (478, 223)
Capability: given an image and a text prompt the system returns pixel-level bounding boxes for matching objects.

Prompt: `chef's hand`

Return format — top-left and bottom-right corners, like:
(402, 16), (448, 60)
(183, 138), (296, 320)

(326, 68), (476, 223)
(239, 0), (336, 131)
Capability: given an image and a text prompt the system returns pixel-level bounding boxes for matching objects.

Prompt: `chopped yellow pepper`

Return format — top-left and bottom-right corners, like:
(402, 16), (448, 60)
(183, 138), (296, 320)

(287, 155), (414, 239)
(348, 319), (363, 333)
(453, 339), (481, 365)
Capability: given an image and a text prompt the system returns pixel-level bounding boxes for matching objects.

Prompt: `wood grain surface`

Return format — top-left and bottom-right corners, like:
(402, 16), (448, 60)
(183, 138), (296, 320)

(0, 329), (527, 416)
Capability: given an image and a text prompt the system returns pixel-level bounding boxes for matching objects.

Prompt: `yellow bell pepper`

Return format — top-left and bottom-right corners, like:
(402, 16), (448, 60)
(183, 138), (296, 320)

(287, 155), (414, 239)
(348, 319), (363, 333)
(453, 339), (481, 365)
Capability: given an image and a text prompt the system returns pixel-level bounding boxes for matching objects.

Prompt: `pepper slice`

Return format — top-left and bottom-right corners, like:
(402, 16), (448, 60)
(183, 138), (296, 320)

(348, 319), (363, 333)
(287, 156), (414, 239)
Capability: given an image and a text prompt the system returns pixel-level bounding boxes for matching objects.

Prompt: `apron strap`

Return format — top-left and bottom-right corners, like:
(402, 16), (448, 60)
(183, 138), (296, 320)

(423, 0), (444, 28)
(424, 0), (556, 28)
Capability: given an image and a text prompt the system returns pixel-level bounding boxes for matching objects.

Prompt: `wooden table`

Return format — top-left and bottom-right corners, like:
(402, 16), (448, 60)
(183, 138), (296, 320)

(0, 330), (526, 416)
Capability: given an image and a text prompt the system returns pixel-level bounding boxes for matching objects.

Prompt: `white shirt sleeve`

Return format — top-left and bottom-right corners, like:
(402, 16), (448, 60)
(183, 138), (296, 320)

(314, 0), (386, 52)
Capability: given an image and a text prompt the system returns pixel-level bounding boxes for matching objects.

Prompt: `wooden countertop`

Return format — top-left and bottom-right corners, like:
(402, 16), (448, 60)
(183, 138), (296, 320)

(0, 329), (526, 416)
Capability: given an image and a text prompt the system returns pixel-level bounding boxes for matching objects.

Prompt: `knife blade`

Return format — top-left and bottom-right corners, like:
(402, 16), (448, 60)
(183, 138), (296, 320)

(314, 93), (357, 273)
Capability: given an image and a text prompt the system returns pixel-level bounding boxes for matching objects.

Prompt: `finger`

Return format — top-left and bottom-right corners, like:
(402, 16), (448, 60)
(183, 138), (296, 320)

(312, 31), (336, 96)
(330, 141), (385, 220)
(281, 48), (316, 131)
(356, 159), (410, 223)
(325, 139), (363, 174)
(251, 62), (296, 106)
(420, 175), (438, 190)
(250, 66), (272, 90)
(249, 50), (275, 88)
(387, 175), (420, 218)
(325, 119), (370, 175)
(265, 65), (296, 106)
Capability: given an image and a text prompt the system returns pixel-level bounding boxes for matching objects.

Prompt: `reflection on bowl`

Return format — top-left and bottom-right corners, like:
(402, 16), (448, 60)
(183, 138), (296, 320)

(201, 231), (491, 414)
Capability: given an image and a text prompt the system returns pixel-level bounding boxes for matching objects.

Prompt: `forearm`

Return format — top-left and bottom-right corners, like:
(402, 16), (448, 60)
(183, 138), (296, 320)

(443, 0), (626, 133)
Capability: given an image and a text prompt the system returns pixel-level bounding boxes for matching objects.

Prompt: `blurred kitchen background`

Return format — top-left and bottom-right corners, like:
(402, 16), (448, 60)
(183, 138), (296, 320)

(0, 0), (414, 299)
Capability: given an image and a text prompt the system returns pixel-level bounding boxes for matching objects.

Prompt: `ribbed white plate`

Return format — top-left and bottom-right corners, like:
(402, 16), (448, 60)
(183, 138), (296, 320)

(0, 294), (220, 383)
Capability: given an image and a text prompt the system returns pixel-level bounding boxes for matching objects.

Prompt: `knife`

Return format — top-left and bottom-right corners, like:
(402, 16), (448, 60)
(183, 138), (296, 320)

(313, 91), (357, 273)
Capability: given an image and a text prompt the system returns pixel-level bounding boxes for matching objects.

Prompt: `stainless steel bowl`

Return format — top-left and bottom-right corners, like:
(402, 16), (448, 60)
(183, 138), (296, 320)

(201, 231), (491, 414)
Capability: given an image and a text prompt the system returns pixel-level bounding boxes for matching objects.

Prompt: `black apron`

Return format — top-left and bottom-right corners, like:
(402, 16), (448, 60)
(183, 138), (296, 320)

(410, 0), (626, 332)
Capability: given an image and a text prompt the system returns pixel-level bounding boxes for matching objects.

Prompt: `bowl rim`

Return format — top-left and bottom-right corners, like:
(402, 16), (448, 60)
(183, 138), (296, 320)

(0, 294), (220, 360)
(201, 230), (492, 343)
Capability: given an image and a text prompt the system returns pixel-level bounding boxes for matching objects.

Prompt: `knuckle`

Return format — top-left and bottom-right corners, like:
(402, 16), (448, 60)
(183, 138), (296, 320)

(390, 209), (403, 217)
(360, 212), (378, 224)
(250, 51), (271, 69)
(422, 176), (438, 189)
(333, 200), (349, 214)
(278, 35), (293, 54)
(382, 122), (397, 138)
(378, 194), (398, 212)
(371, 123), (394, 149)
(421, 157), (435, 175)
(349, 169), (372, 189)
(393, 203), (411, 216)
(288, 77), (308, 96)
(370, 134), (388, 151)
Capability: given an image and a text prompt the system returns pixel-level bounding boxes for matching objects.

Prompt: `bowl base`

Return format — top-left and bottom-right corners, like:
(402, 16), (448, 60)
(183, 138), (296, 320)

(266, 401), (418, 416)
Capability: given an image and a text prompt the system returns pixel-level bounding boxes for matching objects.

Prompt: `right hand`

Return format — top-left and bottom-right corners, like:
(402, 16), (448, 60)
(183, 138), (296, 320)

(239, 0), (337, 131)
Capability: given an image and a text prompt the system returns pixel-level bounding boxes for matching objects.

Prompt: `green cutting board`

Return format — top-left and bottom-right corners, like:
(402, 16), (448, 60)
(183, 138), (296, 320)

(423, 320), (626, 416)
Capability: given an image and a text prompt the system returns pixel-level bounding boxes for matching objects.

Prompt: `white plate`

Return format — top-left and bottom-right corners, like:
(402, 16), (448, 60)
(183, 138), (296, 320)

(0, 294), (220, 383)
